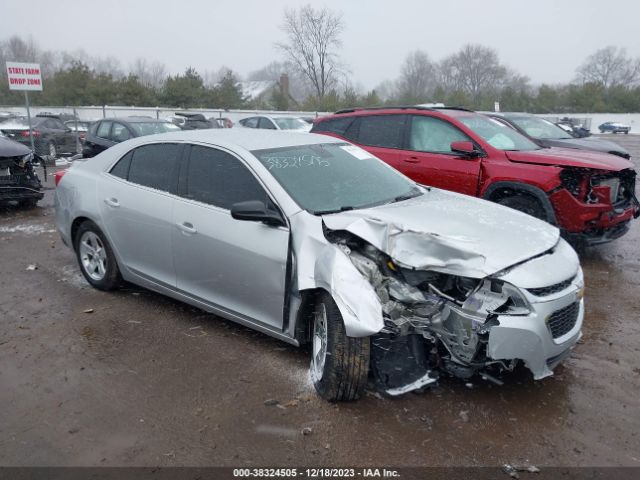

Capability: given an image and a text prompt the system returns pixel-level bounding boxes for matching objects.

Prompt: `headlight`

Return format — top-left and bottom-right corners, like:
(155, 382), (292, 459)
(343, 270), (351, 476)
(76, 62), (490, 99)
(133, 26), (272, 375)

(462, 279), (531, 316)
(594, 177), (620, 203)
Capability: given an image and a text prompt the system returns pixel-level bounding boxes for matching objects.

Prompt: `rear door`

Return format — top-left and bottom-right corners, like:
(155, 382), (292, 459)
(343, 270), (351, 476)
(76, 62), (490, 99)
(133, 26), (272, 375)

(172, 144), (290, 329)
(97, 143), (183, 287)
(401, 115), (482, 195)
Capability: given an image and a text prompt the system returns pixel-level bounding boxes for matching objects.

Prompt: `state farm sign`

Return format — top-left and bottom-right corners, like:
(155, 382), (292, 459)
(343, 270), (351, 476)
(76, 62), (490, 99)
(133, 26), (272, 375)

(6, 62), (43, 91)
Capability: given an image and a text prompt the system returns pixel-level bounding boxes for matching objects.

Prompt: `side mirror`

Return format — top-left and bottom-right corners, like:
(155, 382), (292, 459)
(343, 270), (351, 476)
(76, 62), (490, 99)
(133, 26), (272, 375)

(451, 141), (481, 157)
(231, 200), (286, 227)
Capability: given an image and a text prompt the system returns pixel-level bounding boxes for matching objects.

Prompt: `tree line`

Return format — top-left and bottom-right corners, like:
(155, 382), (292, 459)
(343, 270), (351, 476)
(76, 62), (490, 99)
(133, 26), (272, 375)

(1, 5), (640, 113)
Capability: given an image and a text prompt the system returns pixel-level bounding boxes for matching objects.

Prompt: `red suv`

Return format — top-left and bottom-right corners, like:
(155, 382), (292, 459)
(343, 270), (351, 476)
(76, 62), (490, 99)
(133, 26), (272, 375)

(311, 107), (639, 245)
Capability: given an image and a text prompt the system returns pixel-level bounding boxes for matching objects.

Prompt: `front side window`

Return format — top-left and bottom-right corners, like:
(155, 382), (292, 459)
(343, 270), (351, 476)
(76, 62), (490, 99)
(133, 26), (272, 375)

(126, 143), (181, 192)
(97, 121), (112, 139)
(252, 142), (420, 214)
(112, 123), (132, 142)
(458, 115), (540, 151)
(409, 116), (471, 153)
(272, 117), (308, 130)
(183, 145), (267, 209)
(129, 122), (181, 136)
(258, 117), (277, 130)
(356, 115), (406, 149)
(241, 117), (259, 128)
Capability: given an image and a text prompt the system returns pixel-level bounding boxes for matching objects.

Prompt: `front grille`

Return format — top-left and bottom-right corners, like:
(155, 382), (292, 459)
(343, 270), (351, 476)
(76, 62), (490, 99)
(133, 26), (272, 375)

(528, 276), (575, 297)
(547, 302), (580, 339)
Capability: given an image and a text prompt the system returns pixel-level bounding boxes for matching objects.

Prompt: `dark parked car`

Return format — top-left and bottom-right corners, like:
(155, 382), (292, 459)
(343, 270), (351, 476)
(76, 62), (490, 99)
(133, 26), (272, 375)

(599, 122), (631, 134)
(312, 106), (639, 246)
(0, 116), (78, 159)
(83, 117), (181, 157)
(488, 112), (630, 159)
(0, 136), (43, 207)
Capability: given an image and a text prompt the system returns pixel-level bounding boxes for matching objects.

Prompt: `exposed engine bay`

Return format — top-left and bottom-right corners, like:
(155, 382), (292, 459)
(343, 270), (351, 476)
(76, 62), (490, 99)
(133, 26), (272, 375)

(325, 228), (538, 395)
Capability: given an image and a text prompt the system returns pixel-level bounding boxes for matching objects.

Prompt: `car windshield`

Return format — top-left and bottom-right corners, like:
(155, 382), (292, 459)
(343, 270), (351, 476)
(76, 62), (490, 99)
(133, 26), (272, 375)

(273, 117), (308, 130)
(130, 122), (181, 136)
(460, 115), (541, 151)
(252, 142), (421, 214)
(508, 116), (573, 140)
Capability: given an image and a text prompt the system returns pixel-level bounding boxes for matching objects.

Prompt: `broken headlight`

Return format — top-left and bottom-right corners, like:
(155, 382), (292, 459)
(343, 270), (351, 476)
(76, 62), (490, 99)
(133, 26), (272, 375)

(462, 279), (531, 316)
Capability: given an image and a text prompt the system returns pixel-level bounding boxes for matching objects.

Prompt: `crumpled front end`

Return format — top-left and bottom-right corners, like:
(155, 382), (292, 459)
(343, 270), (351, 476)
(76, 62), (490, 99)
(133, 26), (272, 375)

(321, 223), (584, 396)
(0, 151), (44, 204)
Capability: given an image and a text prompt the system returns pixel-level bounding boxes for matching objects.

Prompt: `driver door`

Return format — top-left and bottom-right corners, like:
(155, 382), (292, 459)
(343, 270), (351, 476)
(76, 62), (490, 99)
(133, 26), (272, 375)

(401, 115), (482, 196)
(172, 144), (290, 330)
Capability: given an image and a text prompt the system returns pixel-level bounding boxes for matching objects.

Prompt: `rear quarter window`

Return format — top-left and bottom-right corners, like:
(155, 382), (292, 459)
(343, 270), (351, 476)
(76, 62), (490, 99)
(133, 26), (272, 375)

(312, 117), (356, 135)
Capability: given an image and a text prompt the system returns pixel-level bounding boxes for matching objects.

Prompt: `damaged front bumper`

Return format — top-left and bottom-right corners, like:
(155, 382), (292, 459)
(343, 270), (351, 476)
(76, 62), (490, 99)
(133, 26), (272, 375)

(325, 226), (584, 395)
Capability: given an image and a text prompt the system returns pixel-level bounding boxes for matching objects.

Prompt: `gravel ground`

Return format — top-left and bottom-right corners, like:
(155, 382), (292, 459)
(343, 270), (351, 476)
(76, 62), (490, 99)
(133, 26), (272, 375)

(1, 135), (639, 468)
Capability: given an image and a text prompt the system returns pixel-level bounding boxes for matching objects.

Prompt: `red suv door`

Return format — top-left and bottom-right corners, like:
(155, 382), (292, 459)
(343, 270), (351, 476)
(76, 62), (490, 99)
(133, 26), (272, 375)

(400, 115), (482, 196)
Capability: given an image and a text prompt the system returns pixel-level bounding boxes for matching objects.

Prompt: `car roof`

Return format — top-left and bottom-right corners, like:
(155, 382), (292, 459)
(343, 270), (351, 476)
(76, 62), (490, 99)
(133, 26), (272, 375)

(101, 117), (171, 124)
(124, 129), (342, 151)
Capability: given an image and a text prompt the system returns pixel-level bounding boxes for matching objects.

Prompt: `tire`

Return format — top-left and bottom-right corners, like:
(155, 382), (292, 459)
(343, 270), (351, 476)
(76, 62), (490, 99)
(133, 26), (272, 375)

(19, 198), (39, 209)
(74, 220), (121, 291)
(310, 292), (370, 402)
(48, 141), (57, 159)
(496, 194), (547, 222)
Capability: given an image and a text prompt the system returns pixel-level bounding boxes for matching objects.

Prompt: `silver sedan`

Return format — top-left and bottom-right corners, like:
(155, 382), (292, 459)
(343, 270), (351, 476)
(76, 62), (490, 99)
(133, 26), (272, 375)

(55, 130), (584, 401)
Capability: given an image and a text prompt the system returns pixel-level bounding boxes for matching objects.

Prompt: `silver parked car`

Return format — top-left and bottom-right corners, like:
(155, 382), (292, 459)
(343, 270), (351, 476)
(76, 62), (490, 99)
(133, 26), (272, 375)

(55, 130), (584, 401)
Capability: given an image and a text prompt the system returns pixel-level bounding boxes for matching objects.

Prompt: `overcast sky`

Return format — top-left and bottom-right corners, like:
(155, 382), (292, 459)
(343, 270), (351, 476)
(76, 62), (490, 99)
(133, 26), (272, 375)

(2, 0), (639, 89)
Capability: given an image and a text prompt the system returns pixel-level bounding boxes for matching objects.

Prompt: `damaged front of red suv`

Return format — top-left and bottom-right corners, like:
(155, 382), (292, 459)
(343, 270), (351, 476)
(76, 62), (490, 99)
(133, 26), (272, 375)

(506, 148), (639, 245)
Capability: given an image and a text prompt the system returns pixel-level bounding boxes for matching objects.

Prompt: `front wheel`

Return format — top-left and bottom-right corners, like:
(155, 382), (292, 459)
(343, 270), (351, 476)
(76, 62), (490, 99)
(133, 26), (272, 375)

(496, 194), (548, 222)
(74, 220), (121, 290)
(310, 292), (370, 402)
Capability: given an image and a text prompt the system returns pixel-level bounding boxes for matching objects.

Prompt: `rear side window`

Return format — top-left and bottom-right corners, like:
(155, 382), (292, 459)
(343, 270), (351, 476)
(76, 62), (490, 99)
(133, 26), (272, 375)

(312, 117), (356, 135)
(97, 121), (112, 139)
(357, 115), (406, 149)
(127, 144), (181, 192)
(409, 116), (471, 153)
(109, 151), (133, 179)
(183, 145), (267, 209)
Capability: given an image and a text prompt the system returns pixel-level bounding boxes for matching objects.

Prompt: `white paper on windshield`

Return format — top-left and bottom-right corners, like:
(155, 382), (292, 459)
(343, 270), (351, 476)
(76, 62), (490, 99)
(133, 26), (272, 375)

(340, 145), (374, 160)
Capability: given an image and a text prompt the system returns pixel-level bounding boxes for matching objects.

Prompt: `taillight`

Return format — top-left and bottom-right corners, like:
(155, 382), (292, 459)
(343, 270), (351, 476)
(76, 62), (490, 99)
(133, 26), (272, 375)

(54, 170), (66, 186)
(20, 130), (41, 137)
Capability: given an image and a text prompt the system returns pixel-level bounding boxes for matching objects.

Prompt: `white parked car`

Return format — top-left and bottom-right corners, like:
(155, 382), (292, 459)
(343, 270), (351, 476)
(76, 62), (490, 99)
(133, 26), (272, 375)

(54, 130), (584, 401)
(237, 115), (311, 132)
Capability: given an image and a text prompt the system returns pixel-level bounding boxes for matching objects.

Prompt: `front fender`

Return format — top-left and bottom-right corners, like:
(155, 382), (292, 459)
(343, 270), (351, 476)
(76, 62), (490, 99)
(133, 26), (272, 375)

(312, 245), (384, 337)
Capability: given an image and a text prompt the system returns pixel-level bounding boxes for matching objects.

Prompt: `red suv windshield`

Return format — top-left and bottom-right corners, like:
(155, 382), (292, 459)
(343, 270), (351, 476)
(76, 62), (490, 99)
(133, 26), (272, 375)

(457, 114), (541, 151)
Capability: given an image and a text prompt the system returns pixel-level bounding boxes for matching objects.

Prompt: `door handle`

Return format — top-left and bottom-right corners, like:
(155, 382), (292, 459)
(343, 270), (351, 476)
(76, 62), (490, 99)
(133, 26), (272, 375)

(177, 222), (197, 234)
(104, 197), (120, 208)
(404, 156), (420, 163)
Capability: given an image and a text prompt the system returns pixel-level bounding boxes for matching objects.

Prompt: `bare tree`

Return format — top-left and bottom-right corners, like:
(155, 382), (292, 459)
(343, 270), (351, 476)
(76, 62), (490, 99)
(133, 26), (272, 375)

(576, 46), (640, 88)
(277, 5), (344, 100)
(437, 44), (508, 100)
(130, 58), (167, 89)
(397, 50), (437, 103)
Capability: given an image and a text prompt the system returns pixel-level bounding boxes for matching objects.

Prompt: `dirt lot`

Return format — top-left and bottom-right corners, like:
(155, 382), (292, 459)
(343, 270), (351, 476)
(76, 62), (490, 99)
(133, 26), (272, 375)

(1, 135), (639, 468)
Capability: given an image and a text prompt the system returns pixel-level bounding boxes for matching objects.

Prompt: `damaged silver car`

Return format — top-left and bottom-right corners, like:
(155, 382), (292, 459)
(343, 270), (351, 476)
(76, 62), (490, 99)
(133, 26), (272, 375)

(54, 130), (584, 401)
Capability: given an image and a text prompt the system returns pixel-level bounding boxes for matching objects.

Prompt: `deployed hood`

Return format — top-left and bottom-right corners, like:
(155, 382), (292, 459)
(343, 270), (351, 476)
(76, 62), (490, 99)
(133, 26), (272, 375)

(322, 188), (559, 278)
(505, 146), (632, 170)
(539, 137), (630, 158)
(0, 136), (31, 157)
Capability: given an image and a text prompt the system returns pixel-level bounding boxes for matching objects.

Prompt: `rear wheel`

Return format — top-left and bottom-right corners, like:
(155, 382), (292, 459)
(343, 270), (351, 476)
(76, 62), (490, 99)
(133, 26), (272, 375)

(311, 292), (370, 402)
(74, 221), (121, 290)
(19, 198), (39, 209)
(496, 194), (547, 222)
